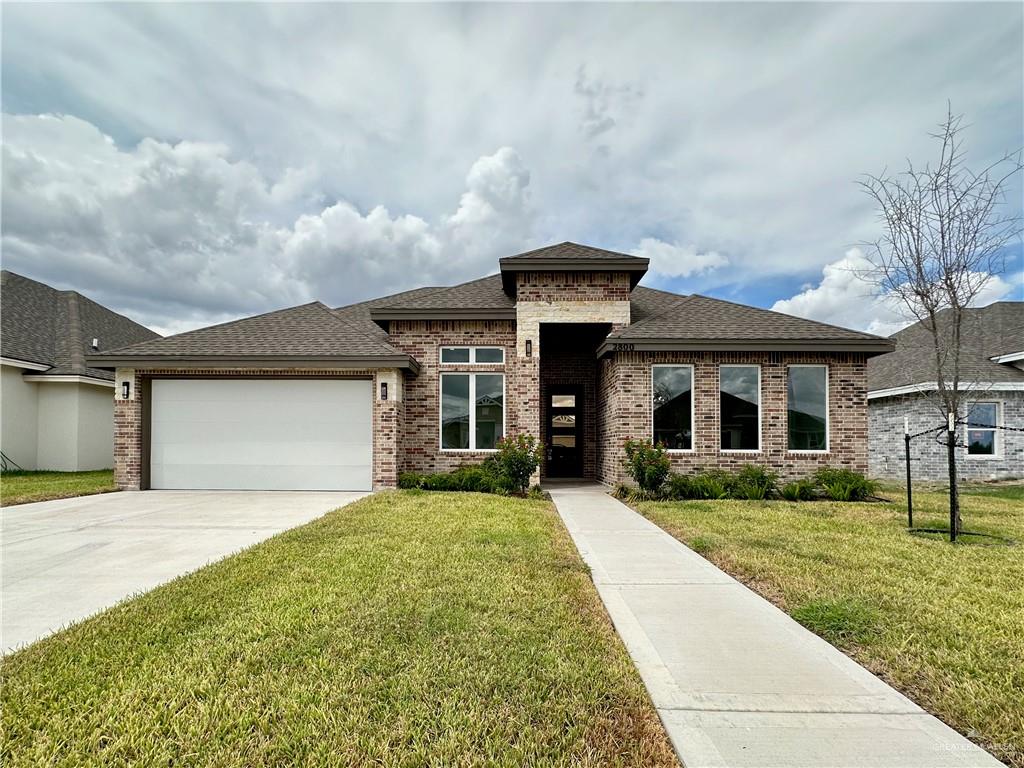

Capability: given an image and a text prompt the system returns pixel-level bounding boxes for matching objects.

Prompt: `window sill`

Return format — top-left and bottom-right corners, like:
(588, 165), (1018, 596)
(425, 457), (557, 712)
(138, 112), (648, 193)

(665, 449), (695, 454)
(720, 449), (762, 454)
(439, 449), (500, 454)
(788, 450), (831, 455)
(965, 454), (1002, 460)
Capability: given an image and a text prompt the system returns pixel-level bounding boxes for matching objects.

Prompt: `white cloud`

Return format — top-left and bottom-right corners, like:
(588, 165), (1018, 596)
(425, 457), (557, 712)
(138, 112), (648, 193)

(1, 114), (533, 332)
(632, 238), (728, 279)
(771, 248), (1016, 336)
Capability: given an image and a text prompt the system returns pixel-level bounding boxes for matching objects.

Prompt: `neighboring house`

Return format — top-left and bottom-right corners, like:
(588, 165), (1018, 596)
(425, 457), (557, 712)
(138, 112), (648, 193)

(1, 271), (160, 471)
(867, 301), (1024, 481)
(88, 242), (893, 492)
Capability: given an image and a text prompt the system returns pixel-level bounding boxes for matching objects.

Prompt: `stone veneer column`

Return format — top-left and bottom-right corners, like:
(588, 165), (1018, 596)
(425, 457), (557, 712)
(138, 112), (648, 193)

(372, 369), (403, 488)
(113, 368), (142, 490)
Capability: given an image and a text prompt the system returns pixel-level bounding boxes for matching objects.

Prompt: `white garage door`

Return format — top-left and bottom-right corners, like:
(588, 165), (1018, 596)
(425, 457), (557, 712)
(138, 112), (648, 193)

(150, 379), (372, 491)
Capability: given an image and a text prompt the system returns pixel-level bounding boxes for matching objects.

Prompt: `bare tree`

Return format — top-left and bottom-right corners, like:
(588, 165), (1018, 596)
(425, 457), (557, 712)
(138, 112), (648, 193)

(859, 106), (1021, 542)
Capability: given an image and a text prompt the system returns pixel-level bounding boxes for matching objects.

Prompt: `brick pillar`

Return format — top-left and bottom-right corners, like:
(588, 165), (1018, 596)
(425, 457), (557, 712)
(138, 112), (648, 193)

(372, 369), (403, 488)
(113, 368), (142, 490)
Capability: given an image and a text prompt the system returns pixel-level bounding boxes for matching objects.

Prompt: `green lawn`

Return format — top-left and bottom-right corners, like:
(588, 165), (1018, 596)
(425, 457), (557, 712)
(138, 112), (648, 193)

(0, 469), (116, 506)
(1, 491), (676, 767)
(636, 486), (1023, 767)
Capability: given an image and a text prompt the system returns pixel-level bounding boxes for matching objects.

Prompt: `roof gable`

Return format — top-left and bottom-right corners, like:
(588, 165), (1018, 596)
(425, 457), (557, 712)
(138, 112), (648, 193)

(1, 271), (159, 380)
(498, 241), (649, 293)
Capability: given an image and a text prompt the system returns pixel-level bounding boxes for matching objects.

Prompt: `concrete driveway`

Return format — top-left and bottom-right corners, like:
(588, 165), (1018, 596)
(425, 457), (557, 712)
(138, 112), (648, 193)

(1, 490), (367, 653)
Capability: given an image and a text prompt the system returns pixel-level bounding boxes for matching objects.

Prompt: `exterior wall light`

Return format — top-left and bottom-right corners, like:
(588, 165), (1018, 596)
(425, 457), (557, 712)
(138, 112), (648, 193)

(380, 381), (388, 401)
(525, 339), (533, 358)
(121, 380), (131, 400)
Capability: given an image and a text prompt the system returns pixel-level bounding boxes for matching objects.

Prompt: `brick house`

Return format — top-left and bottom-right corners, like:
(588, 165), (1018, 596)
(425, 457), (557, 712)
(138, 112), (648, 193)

(868, 302), (1024, 481)
(88, 242), (894, 491)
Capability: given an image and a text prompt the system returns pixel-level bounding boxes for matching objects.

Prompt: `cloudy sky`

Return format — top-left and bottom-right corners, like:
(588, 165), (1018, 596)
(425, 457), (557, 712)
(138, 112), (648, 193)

(3, 2), (1022, 336)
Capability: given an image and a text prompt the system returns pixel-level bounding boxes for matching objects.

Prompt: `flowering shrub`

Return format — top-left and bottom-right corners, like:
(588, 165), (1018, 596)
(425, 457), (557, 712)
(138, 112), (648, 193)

(623, 439), (671, 493)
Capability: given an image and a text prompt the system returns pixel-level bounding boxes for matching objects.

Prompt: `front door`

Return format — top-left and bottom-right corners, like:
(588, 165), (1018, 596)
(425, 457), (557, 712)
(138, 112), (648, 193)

(547, 388), (582, 477)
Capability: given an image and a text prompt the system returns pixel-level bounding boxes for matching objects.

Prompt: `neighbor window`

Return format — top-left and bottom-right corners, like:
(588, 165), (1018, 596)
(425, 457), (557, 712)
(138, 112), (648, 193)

(440, 346), (505, 364)
(653, 365), (693, 450)
(966, 402), (998, 456)
(720, 365), (760, 451)
(787, 365), (828, 451)
(440, 373), (505, 450)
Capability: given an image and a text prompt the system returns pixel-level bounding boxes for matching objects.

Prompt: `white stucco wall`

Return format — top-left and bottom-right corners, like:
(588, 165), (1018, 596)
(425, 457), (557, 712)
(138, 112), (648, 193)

(1, 367), (115, 471)
(76, 384), (115, 470)
(1, 365), (40, 470)
(36, 384), (81, 470)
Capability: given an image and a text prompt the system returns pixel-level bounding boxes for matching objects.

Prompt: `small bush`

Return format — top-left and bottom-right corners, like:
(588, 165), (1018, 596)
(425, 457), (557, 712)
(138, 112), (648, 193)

(493, 434), (543, 494)
(780, 478), (816, 501)
(611, 482), (633, 500)
(398, 472), (424, 489)
(665, 473), (700, 500)
(623, 439), (671, 493)
(527, 485), (548, 500)
(814, 466), (877, 501)
(692, 469), (734, 500)
(733, 464), (778, 500)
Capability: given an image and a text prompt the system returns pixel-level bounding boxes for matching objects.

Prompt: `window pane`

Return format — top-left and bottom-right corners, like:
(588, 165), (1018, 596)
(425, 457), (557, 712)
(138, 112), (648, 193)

(968, 430), (995, 455)
(552, 435), (576, 447)
(441, 347), (470, 363)
(788, 367), (828, 450)
(552, 394), (576, 408)
(475, 374), (504, 450)
(653, 366), (692, 450)
(441, 375), (470, 448)
(968, 403), (997, 428)
(720, 366), (760, 450)
(475, 347), (504, 363)
(552, 414), (576, 427)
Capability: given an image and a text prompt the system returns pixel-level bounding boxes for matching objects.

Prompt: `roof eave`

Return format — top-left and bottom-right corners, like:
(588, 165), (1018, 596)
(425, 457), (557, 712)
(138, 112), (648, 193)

(85, 354), (421, 375)
(596, 338), (896, 357)
(369, 307), (517, 326)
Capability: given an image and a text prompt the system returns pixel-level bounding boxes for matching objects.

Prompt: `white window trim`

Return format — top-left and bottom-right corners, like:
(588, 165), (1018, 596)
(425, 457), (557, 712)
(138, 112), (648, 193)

(652, 364), (695, 453)
(439, 372), (506, 452)
(719, 363), (762, 453)
(439, 346), (505, 365)
(964, 401), (1001, 460)
(787, 364), (830, 454)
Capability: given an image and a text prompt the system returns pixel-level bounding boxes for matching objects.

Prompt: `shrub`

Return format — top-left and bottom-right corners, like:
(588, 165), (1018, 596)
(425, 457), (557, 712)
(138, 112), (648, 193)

(665, 473), (700, 500)
(780, 478), (816, 501)
(398, 472), (424, 489)
(623, 439), (671, 493)
(733, 464), (778, 500)
(527, 485), (548, 500)
(691, 469), (734, 500)
(611, 482), (633, 500)
(813, 466), (877, 502)
(493, 434), (543, 494)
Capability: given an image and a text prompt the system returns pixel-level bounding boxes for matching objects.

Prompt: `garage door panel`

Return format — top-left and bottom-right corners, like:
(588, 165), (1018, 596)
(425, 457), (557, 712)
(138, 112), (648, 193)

(150, 379), (372, 491)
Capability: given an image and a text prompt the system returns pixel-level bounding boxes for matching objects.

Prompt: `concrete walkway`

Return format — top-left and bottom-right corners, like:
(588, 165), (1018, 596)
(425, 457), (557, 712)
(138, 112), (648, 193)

(547, 483), (1003, 768)
(2, 490), (367, 653)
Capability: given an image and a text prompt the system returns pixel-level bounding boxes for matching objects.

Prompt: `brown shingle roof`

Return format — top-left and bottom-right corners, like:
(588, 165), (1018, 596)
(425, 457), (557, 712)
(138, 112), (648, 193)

(500, 241), (646, 262)
(604, 294), (893, 353)
(332, 286), (446, 341)
(867, 302), (1024, 392)
(1, 271), (159, 381)
(90, 301), (416, 369)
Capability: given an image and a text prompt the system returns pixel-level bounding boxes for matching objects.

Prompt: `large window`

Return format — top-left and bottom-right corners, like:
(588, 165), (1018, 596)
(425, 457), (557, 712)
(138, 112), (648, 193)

(440, 373), (505, 450)
(720, 365), (760, 451)
(440, 346), (505, 364)
(966, 402), (999, 456)
(653, 365), (693, 450)
(787, 365), (829, 451)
